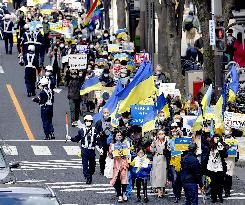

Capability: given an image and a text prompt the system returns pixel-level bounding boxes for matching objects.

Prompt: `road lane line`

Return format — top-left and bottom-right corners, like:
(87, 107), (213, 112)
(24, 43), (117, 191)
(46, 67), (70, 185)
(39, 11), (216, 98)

(0, 66), (4, 73)
(6, 84), (35, 140)
(31, 145), (52, 155)
(63, 146), (81, 155)
(2, 146), (18, 155)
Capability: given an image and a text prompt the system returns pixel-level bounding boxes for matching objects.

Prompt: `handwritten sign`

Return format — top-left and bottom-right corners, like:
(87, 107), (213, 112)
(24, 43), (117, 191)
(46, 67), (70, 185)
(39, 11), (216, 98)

(159, 83), (176, 96)
(112, 141), (130, 157)
(68, 54), (87, 70)
(108, 44), (120, 52)
(130, 105), (154, 125)
(175, 138), (192, 151)
(122, 42), (134, 53)
(76, 45), (88, 54)
(224, 111), (245, 129)
(134, 53), (149, 64)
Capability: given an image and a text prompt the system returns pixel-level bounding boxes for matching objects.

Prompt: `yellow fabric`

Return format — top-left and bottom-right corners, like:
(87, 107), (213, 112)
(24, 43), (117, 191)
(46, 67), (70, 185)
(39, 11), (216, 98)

(170, 155), (181, 172)
(162, 104), (170, 118)
(213, 96), (224, 131)
(117, 76), (156, 114)
(192, 115), (203, 131)
(80, 82), (103, 96)
(142, 119), (156, 134)
(228, 90), (236, 102)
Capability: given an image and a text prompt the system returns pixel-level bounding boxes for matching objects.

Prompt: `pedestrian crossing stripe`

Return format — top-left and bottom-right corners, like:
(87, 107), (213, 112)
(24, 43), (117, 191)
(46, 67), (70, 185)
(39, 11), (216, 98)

(2, 145), (82, 156)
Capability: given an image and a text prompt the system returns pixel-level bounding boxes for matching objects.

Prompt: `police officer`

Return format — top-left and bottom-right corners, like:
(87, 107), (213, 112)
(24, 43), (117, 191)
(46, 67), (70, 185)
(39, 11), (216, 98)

(3, 14), (14, 54)
(34, 24), (45, 69)
(32, 77), (55, 140)
(21, 24), (33, 57)
(45, 65), (56, 90)
(24, 44), (38, 97)
(181, 143), (204, 205)
(66, 115), (103, 184)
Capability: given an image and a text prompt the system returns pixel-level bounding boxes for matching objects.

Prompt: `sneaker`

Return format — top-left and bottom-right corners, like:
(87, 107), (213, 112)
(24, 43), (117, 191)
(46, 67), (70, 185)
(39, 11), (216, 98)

(43, 135), (50, 140)
(136, 197), (141, 202)
(144, 197), (149, 203)
(123, 194), (128, 202)
(118, 196), (123, 203)
(50, 133), (55, 139)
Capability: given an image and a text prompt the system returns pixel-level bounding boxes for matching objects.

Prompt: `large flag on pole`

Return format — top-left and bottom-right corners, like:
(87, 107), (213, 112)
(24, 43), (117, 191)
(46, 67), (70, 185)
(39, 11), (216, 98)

(80, 77), (103, 96)
(116, 60), (156, 114)
(84, 0), (102, 26)
(228, 65), (239, 102)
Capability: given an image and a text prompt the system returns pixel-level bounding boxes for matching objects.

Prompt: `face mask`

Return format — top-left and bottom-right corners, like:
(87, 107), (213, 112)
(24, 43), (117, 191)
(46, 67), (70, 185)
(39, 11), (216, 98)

(46, 71), (51, 76)
(44, 20), (48, 23)
(104, 34), (108, 37)
(104, 74), (109, 77)
(123, 119), (128, 124)
(158, 135), (165, 140)
(121, 73), (127, 78)
(60, 43), (64, 48)
(224, 130), (230, 135)
(103, 114), (109, 119)
(172, 132), (177, 136)
(159, 117), (165, 122)
(180, 113), (185, 116)
(65, 45), (68, 48)
(191, 111), (198, 115)
(85, 121), (92, 127)
(59, 17), (63, 20)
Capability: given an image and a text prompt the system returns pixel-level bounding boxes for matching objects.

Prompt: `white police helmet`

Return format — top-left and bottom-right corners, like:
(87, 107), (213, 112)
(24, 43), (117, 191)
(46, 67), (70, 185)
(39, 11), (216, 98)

(24, 24), (29, 30)
(4, 14), (10, 20)
(39, 77), (49, 86)
(28, 45), (35, 52)
(45, 65), (53, 71)
(84, 115), (93, 121)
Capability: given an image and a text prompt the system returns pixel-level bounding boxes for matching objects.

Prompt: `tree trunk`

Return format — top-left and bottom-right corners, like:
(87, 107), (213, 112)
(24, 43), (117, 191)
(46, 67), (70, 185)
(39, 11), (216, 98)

(139, 0), (146, 50)
(223, 0), (235, 28)
(104, 0), (111, 30)
(194, 0), (215, 81)
(116, 0), (126, 29)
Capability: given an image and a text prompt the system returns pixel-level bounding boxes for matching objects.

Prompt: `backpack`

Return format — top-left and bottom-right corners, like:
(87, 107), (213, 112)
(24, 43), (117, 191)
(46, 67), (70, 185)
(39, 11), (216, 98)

(185, 18), (194, 31)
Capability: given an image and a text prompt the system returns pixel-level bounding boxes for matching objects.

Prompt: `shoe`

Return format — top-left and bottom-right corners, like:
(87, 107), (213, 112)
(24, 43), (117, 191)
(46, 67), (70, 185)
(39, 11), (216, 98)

(174, 197), (178, 203)
(118, 196), (123, 203)
(32, 92), (36, 96)
(123, 194), (128, 202)
(143, 197), (149, 203)
(219, 198), (223, 203)
(27, 93), (31, 97)
(9, 51), (12, 55)
(43, 135), (50, 140)
(18, 53), (21, 58)
(50, 133), (55, 139)
(100, 171), (104, 175)
(136, 197), (141, 202)
(86, 177), (92, 184)
(211, 199), (217, 203)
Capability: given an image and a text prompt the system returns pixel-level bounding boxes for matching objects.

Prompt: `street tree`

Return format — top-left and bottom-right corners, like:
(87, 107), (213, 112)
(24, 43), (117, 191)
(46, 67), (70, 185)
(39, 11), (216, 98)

(116, 0), (126, 29)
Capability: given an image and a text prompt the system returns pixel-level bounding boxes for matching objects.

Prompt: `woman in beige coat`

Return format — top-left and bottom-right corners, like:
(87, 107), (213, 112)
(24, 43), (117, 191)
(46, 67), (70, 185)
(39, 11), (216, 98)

(150, 130), (169, 198)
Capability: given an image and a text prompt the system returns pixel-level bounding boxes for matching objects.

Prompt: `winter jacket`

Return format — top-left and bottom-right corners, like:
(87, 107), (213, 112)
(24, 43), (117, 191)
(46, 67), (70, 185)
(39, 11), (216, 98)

(181, 151), (203, 187)
(68, 77), (81, 100)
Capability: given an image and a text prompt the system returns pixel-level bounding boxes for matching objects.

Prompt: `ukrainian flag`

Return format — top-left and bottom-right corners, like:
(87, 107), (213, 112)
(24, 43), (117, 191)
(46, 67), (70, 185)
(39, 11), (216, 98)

(80, 77), (103, 96)
(228, 65), (239, 102)
(192, 85), (213, 131)
(142, 94), (170, 133)
(93, 81), (123, 123)
(116, 60), (156, 114)
(201, 84), (213, 116)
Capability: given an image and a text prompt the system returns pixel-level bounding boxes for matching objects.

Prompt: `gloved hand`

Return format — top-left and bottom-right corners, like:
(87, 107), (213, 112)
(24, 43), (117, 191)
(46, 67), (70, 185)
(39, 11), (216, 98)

(66, 135), (71, 141)
(99, 148), (104, 155)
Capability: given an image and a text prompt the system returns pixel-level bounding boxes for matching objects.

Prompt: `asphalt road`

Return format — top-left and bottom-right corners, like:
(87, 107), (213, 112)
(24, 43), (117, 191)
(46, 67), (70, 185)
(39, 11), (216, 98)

(0, 41), (245, 205)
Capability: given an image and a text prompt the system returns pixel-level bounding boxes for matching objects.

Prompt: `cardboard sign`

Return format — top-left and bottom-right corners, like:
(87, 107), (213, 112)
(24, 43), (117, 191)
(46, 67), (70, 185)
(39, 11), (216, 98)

(134, 53), (149, 64)
(159, 83), (176, 96)
(122, 42), (134, 53)
(130, 105), (154, 125)
(68, 54), (87, 70)
(76, 45), (88, 54)
(112, 142), (130, 157)
(170, 139), (183, 157)
(224, 111), (245, 129)
(174, 138), (192, 151)
(225, 139), (238, 158)
(108, 44), (120, 52)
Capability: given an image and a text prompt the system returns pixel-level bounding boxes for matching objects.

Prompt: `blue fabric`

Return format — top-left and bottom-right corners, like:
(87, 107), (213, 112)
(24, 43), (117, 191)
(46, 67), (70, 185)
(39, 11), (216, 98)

(131, 164), (152, 180)
(125, 170), (132, 197)
(183, 183), (198, 205)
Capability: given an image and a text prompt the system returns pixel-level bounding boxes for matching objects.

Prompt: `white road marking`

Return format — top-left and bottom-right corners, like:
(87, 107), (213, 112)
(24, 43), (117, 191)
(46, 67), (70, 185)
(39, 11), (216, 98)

(2, 145), (18, 155)
(31, 145), (52, 155)
(0, 65), (4, 73)
(63, 146), (81, 156)
(17, 180), (46, 183)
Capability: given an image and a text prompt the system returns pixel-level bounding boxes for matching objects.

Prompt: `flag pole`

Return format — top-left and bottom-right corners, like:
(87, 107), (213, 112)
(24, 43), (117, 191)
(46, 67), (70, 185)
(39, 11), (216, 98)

(65, 112), (69, 142)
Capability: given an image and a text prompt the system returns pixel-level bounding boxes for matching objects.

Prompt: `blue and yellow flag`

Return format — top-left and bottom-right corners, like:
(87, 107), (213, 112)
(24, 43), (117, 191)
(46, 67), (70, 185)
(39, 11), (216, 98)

(141, 94), (170, 133)
(80, 77), (103, 96)
(201, 84), (213, 116)
(93, 81), (123, 123)
(228, 65), (239, 102)
(116, 60), (156, 114)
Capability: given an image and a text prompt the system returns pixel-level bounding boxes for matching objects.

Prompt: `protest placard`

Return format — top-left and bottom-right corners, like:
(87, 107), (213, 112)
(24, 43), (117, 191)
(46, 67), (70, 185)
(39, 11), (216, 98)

(130, 105), (154, 125)
(76, 45), (88, 54)
(122, 42), (134, 53)
(182, 115), (197, 134)
(134, 53), (149, 64)
(225, 139), (238, 158)
(175, 137), (192, 151)
(108, 44), (120, 52)
(224, 111), (245, 129)
(170, 139), (183, 157)
(68, 54), (87, 69)
(159, 83), (176, 96)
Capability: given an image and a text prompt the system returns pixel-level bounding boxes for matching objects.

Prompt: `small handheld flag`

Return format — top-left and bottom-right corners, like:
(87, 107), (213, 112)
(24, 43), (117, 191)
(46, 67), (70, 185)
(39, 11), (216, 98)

(65, 112), (69, 142)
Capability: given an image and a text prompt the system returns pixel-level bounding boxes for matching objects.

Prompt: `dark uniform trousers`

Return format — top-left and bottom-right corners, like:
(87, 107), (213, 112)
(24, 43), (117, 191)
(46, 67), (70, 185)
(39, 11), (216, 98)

(82, 147), (96, 179)
(4, 33), (13, 54)
(41, 105), (54, 135)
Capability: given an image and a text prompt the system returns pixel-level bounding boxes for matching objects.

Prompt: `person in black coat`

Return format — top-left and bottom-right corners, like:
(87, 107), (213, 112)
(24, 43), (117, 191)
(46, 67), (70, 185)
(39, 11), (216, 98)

(202, 136), (228, 203)
(181, 143), (204, 205)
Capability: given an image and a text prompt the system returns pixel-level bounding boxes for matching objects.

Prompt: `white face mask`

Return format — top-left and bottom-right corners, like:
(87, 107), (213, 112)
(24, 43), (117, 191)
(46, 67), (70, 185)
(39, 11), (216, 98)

(104, 74), (109, 77)
(104, 34), (108, 37)
(159, 117), (165, 121)
(121, 73), (127, 78)
(85, 121), (92, 127)
(103, 114), (109, 119)
(46, 71), (51, 76)
(224, 130), (230, 135)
